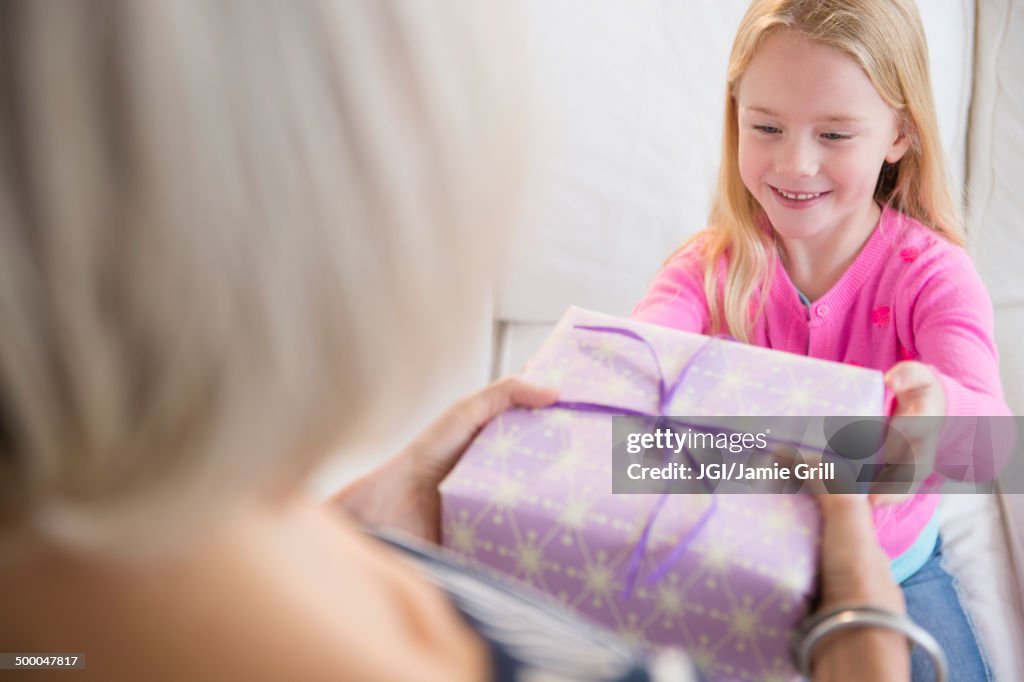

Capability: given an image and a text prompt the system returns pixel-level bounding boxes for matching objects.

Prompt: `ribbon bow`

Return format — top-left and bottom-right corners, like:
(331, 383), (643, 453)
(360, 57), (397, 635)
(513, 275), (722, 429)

(549, 323), (726, 599)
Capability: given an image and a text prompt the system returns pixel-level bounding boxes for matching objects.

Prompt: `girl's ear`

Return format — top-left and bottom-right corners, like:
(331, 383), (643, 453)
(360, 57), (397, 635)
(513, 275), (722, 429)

(885, 121), (912, 164)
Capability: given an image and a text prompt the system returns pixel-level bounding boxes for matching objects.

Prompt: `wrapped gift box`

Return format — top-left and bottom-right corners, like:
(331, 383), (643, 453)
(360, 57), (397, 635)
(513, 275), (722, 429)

(440, 306), (885, 681)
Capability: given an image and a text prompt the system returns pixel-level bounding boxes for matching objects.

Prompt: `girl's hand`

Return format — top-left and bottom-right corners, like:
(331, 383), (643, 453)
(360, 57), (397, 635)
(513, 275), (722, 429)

(871, 361), (946, 505)
(330, 377), (559, 542)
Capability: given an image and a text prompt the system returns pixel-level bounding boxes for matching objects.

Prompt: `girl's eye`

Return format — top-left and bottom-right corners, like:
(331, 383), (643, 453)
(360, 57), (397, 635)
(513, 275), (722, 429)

(753, 125), (781, 135)
(821, 132), (853, 141)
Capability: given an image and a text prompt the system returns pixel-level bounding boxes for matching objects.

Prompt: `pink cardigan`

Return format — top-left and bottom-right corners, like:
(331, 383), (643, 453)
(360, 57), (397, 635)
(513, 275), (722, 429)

(632, 204), (1010, 558)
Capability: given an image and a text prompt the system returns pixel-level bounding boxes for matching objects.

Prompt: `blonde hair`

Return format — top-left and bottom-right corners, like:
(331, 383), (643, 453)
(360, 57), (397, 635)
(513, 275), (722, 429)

(695, 0), (963, 341)
(0, 1), (526, 556)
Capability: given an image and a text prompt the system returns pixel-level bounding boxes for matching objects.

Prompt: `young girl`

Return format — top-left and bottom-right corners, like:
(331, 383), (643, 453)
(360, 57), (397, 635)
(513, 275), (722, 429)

(632, 1), (1009, 680)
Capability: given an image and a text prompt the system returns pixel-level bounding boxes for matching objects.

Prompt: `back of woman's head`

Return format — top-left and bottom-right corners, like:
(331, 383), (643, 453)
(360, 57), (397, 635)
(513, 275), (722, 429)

(703, 0), (963, 340)
(0, 0), (525, 556)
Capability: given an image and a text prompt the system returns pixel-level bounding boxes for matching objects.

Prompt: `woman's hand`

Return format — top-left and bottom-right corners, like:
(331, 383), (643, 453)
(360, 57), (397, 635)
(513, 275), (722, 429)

(810, 493), (909, 681)
(872, 361), (946, 505)
(330, 377), (559, 542)
(815, 494), (904, 612)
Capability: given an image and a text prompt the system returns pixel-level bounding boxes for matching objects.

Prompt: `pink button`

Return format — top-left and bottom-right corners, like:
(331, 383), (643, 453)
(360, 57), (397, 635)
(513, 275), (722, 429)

(816, 304), (830, 317)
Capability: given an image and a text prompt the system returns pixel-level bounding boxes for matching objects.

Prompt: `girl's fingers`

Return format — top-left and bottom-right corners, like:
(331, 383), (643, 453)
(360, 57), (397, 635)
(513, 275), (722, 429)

(884, 361), (933, 394)
(872, 361), (944, 501)
(884, 361), (946, 416)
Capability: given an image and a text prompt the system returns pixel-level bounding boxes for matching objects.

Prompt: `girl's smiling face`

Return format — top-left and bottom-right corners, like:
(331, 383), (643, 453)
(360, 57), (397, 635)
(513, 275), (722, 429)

(736, 30), (910, 245)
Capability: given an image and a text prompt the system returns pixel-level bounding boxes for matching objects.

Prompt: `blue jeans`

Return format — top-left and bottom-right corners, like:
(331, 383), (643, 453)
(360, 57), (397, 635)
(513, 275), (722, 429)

(902, 536), (993, 681)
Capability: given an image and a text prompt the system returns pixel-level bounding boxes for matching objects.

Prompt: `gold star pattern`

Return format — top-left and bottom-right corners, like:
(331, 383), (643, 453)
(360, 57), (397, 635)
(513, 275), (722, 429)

(447, 521), (477, 555)
(583, 562), (614, 596)
(490, 478), (523, 507)
(513, 542), (545, 580)
(557, 496), (592, 530)
(438, 309), (883, 681)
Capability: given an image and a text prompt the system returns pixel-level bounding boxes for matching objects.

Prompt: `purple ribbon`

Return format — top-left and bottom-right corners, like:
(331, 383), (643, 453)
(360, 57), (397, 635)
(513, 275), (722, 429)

(619, 442), (718, 599)
(548, 324), (728, 599)
(561, 324), (722, 414)
(546, 324), (840, 598)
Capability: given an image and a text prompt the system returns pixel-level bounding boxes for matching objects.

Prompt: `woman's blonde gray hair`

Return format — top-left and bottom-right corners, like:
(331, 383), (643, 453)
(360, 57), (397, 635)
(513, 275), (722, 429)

(0, 0), (525, 555)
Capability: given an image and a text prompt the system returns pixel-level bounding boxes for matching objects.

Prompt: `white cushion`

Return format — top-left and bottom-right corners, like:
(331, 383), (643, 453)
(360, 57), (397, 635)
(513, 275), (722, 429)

(967, 0), (1024, 308)
(937, 494), (1024, 678)
(965, 1), (1024, 676)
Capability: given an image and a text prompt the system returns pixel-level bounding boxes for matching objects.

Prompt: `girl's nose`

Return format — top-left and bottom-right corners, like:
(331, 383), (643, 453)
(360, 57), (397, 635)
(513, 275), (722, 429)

(776, 136), (818, 178)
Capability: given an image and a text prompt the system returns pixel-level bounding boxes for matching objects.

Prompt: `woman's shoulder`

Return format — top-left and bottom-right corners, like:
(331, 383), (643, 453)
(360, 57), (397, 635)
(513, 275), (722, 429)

(0, 504), (488, 682)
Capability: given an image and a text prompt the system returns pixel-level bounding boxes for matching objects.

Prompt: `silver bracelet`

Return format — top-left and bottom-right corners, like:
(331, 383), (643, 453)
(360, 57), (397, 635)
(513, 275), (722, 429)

(791, 604), (947, 682)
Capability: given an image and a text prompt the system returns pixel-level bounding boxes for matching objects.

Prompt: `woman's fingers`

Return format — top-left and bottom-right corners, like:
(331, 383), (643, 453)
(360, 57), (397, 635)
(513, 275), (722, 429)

(430, 377), (558, 451)
(335, 377), (559, 543)
(453, 377), (559, 434)
(410, 377), (558, 485)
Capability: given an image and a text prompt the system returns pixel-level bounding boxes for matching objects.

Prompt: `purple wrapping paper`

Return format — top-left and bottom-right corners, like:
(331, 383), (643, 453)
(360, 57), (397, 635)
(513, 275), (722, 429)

(440, 307), (885, 681)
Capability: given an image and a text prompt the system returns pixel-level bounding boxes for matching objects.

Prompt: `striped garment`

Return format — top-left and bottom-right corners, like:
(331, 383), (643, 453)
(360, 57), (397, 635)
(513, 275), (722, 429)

(372, 530), (700, 682)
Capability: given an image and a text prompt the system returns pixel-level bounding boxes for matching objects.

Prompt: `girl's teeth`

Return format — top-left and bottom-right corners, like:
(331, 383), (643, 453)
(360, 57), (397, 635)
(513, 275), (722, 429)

(778, 189), (822, 200)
